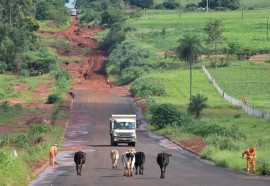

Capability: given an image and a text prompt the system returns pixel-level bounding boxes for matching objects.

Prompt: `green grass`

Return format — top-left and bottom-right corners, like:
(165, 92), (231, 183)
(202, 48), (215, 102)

(0, 74), (53, 103)
(153, 0), (270, 9)
(131, 9), (270, 52)
(208, 61), (270, 111)
(0, 124), (65, 186)
(38, 19), (71, 32)
(142, 68), (230, 109)
(135, 59), (270, 174)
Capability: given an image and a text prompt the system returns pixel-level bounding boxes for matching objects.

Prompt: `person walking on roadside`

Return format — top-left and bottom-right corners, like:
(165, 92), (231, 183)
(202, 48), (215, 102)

(241, 146), (256, 174)
(49, 144), (58, 166)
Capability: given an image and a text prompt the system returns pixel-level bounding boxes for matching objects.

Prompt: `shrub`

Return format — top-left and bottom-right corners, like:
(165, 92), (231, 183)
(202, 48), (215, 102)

(0, 135), (13, 147)
(150, 103), (191, 128)
(186, 124), (246, 140)
(130, 77), (165, 97)
(107, 40), (150, 74)
(46, 93), (62, 104)
(14, 103), (23, 110)
(29, 124), (52, 135)
(119, 66), (146, 85)
(257, 160), (270, 175)
(0, 101), (10, 112)
(15, 134), (29, 149)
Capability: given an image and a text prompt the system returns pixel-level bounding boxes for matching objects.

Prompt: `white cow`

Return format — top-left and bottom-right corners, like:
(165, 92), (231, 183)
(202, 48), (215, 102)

(122, 149), (136, 177)
(110, 149), (119, 169)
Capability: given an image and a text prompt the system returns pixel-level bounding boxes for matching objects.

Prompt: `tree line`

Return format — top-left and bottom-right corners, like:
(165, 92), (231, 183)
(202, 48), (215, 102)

(0, 0), (69, 76)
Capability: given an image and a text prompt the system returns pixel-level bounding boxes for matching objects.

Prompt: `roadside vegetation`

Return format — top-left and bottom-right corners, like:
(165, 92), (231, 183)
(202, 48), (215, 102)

(74, 0), (270, 175)
(0, 0), (73, 185)
(1, 0), (270, 185)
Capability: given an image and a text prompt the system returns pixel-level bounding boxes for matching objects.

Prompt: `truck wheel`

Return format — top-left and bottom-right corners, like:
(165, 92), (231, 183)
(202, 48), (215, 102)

(132, 142), (136, 147)
(111, 139), (116, 146)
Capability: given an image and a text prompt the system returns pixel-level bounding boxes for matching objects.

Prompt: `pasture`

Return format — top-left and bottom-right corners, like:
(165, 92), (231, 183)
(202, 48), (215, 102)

(131, 9), (270, 52)
(129, 9), (270, 173)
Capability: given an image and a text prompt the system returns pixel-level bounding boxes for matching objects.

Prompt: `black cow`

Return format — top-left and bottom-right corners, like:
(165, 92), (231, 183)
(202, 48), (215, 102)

(74, 151), (86, 176)
(135, 152), (145, 175)
(156, 152), (172, 179)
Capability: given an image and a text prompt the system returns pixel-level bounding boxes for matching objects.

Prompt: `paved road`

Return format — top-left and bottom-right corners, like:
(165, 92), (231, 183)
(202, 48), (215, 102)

(29, 84), (270, 186)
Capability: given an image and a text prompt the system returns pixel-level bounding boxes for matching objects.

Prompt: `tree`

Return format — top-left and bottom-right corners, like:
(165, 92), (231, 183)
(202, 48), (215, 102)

(198, 0), (240, 10)
(187, 94), (208, 118)
(127, 0), (154, 8)
(175, 34), (202, 104)
(204, 19), (225, 55)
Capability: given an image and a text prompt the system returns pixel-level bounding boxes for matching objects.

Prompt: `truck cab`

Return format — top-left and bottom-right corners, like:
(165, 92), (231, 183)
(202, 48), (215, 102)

(110, 115), (136, 147)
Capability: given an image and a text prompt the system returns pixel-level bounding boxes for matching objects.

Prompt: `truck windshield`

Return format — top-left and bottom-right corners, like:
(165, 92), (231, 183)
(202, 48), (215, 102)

(115, 122), (135, 129)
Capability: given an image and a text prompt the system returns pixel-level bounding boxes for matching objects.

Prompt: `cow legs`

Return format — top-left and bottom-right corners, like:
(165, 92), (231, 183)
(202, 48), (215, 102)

(160, 166), (166, 179)
(78, 165), (82, 176)
(140, 164), (144, 175)
(128, 168), (133, 177)
(76, 164), (79, 175)
(135, 166), (138, 175)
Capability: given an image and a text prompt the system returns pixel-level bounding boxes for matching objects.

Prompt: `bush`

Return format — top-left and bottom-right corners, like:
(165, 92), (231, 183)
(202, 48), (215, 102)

(119, 66), (146, 85)
(15, 134), (29, 149)
(107, 40), (150, 74)
(150, 103), (191, 128)
(46, 93), (62, 104)
(187, 124), (246, 140)
(20, 48), (57, 76)
(29, 124), (52, 135)
(130, 77), (165, 97)
(0, 101), (10, 112)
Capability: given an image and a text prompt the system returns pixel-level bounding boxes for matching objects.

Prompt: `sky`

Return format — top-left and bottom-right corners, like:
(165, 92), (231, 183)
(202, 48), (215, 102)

(65, 0), (76, 9)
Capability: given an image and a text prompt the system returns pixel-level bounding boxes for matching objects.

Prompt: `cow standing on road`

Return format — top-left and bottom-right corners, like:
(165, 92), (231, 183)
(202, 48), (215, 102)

(157, 152), (172, 179)
(74, 151), (86, 176)
(135, 151), (145, 175)
(122, 150), (136, 177)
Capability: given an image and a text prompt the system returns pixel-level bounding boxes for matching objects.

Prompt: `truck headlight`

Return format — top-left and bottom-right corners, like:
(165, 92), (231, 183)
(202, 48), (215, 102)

(132, 133), (136, 137)
(113, 132), (117, 136)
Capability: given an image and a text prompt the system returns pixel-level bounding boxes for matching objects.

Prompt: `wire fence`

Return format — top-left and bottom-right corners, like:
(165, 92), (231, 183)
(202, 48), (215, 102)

(202, 64), (270, 120)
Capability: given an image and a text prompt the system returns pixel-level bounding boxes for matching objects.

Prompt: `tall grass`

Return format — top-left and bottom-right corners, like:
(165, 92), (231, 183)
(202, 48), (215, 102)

(0, 124), (65, 186)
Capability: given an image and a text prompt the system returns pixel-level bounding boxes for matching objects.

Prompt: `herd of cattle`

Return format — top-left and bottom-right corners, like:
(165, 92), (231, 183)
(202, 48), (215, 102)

(73, 148), (172, 179)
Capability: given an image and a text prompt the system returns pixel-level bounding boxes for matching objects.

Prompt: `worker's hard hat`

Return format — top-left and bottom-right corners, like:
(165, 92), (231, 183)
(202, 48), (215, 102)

(54, 144), (58, 147)
(250, 146), (255, 151)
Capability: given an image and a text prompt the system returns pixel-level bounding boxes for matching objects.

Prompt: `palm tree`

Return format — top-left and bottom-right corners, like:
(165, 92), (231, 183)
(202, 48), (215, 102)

(188, 94), (208, 118)
(175, 34), (202, 104)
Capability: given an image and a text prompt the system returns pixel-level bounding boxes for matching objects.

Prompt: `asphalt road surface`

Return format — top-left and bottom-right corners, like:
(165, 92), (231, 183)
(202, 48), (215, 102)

(29, 84), (270, 186)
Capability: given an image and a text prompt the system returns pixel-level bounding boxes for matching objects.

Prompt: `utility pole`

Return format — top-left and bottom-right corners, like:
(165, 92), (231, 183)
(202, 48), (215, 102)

(179, 0), (181, 18)
(206, 0), (209, 13)
(267, 18), (269, 41)
(241, 0), (244, 22)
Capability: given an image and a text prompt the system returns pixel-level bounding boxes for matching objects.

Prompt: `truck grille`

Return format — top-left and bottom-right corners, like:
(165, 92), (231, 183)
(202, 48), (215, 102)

(118, 133), (132, 137)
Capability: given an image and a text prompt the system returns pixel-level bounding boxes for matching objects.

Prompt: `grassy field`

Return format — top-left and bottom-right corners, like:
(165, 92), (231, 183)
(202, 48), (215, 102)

(131, 9), (270, 52)
(154, 0), (270, 9)
(127, 8), (270, 174)
(208, 61), (270, 111)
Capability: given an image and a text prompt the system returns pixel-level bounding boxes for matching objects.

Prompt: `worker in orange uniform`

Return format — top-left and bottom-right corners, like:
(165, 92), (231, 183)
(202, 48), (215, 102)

(241, 146), (256, 174)
(49, 144), (58, 166)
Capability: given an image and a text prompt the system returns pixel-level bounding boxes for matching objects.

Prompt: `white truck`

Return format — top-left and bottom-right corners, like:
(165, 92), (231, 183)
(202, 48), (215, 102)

(110, 114), (137, 147)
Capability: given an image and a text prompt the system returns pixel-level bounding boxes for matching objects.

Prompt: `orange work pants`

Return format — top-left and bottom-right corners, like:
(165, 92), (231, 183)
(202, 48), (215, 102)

(247, 159), (256, 173)
(49, 151), (56, 166)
